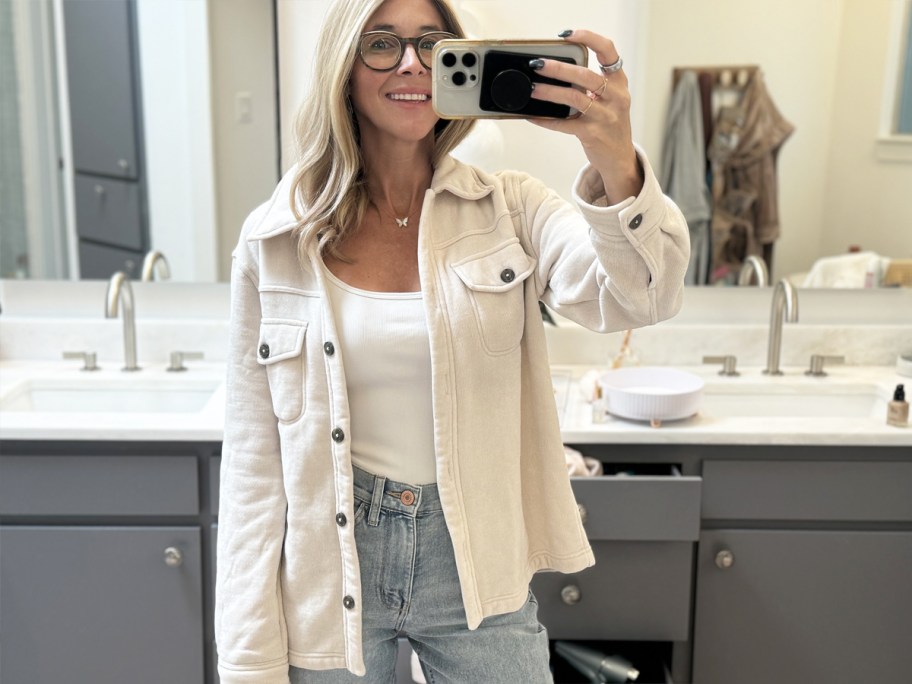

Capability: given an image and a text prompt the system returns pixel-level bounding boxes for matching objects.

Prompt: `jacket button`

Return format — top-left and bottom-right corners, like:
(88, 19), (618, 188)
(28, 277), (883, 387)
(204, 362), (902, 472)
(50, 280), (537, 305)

(628, 213), (643, 230)
(332, 428), (345, 443)
(324, 341), (335, 356)
(258, 343), (270, 358)
(335, 513), (347, 526)
(500, 268), (515, 283)
(343, 595), (355, 610)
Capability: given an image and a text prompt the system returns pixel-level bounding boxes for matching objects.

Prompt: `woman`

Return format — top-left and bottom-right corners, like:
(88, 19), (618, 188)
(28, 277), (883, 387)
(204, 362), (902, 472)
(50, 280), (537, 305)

(215, 0), (689, 681)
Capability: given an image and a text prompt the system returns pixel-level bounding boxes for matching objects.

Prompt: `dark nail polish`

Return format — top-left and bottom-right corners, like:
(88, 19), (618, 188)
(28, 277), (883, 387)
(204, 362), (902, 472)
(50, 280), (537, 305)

(529, 59), (545, 70)
(558, 29), (573, 38)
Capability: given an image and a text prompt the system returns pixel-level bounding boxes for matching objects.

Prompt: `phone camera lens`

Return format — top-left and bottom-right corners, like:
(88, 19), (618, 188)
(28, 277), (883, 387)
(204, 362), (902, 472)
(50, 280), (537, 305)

(452, 71), (467, 86)
(462, 53), (477, 68)
(441, 52), (457, 68)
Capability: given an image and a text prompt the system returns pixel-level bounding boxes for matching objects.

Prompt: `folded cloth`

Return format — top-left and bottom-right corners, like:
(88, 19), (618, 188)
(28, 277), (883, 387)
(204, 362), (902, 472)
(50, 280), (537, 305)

(802, 251), (890, 288)
(564, 446), (603, 477)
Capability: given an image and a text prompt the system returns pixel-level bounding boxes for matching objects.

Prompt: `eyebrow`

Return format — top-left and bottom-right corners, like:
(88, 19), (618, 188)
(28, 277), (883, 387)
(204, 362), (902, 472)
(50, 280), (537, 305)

(368, 23), (444, 33)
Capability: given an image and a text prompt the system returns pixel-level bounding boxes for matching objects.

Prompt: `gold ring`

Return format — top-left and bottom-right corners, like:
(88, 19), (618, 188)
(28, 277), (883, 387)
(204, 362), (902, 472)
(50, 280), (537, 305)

(579, 99), (594, 117)
(592, 79), (608, 99)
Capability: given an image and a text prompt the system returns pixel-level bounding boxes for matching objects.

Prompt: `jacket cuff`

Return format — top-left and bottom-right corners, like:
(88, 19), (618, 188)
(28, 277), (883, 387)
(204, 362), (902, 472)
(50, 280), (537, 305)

(572, 144), (668, 245)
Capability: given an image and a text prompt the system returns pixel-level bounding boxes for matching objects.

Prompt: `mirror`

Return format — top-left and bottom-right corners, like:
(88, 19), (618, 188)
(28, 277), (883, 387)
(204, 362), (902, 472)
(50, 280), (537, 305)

(4, 0), (910, 285)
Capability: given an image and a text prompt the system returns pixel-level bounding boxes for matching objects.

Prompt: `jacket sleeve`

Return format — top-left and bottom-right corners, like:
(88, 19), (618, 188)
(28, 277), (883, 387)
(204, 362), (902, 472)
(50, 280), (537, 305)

(215, 246), (291, 684)
(512, 145), (690, 331)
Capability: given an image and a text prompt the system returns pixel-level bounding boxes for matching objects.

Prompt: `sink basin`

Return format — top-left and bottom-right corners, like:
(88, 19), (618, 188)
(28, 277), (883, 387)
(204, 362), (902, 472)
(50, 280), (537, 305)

(701, 385), (887, 419)
(0, 377), (222, 414)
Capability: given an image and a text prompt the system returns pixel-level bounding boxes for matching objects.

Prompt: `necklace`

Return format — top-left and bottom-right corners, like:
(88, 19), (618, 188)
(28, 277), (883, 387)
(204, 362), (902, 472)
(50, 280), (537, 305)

(371, 190), (425, 229)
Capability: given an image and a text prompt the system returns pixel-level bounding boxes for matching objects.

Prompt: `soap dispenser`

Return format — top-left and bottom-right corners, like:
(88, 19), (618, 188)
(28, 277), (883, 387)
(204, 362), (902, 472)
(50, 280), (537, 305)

(887, 384), (909, 427)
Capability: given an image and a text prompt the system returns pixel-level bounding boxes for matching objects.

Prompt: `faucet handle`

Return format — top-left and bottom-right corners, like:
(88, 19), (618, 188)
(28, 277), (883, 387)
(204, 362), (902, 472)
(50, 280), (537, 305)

(63, 351), (99, 371)
(806, 354), (845, 377)
(703, 355), (740, 376)
(167, 351), (204, 372)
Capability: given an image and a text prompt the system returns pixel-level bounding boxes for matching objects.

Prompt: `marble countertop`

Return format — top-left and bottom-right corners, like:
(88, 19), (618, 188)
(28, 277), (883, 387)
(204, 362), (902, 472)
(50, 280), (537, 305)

(0, 361), (908, 446)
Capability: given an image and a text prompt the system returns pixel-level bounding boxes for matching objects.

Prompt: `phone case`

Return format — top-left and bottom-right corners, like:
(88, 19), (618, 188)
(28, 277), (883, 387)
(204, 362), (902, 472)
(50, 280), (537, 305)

(431, 39), (588, 120)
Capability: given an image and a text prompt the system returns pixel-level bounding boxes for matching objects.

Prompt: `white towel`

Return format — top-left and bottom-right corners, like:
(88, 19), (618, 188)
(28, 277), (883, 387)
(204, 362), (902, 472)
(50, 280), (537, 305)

(802, 251), (889, 288)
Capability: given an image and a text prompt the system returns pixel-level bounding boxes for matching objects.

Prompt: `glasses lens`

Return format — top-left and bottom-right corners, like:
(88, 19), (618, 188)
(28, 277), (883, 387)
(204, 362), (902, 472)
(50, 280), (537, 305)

(416, 32), (451, 67)
(360, 33), (402, 70)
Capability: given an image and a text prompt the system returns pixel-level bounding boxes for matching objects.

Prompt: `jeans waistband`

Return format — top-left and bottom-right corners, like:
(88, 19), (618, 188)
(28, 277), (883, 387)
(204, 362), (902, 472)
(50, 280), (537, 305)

(352, 464), (442, 518)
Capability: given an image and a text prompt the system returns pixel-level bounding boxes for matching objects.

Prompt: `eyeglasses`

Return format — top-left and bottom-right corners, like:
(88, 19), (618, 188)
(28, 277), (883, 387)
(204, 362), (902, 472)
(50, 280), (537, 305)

(358, 31), (455, 71)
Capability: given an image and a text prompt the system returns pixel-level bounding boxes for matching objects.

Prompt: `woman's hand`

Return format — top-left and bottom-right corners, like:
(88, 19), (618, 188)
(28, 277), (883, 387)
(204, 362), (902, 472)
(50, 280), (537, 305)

(528, 29), (643, 204)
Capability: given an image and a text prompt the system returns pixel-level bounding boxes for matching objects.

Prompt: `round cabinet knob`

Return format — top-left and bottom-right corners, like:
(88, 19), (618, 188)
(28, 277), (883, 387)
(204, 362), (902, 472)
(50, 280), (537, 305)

(560, 584), (582, 605)
(118, 159), (129, 170)
(164, 546), (183, 567)
(94, 185), (105, 196)
(715, 549), (735, 569)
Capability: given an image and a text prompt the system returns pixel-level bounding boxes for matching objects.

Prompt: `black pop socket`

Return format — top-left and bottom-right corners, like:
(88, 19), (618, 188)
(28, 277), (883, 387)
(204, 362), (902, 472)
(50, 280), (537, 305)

(490, 69), (533, 112)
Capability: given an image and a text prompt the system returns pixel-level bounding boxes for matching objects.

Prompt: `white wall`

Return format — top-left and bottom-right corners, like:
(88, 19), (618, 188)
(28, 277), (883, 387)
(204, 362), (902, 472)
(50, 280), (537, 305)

(136, 0), (218, 282)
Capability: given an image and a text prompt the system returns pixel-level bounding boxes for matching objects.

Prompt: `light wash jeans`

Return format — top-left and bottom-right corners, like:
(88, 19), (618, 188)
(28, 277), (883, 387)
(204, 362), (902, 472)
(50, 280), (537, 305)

(289, 464), (552, 683)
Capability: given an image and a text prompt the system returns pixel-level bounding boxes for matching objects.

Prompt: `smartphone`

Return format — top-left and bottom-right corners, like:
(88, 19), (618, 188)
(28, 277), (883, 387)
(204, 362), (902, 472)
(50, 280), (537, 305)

(431, 39), (589, 120)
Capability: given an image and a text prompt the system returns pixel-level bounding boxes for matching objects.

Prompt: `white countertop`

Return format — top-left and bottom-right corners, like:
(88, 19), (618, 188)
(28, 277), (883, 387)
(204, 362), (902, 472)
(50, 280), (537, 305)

(0, 360), (908, 446)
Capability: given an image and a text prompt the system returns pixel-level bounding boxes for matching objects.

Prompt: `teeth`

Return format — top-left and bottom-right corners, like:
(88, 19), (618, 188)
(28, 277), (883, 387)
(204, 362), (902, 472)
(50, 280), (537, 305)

(388, 93), (428, 101)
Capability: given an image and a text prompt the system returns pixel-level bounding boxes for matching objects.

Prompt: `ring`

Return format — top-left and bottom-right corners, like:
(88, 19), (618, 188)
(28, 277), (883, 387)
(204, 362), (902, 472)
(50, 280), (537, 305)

(579, 99), (594, 117)
(591, 78), (608, 98)
(599, 57), (623, 74)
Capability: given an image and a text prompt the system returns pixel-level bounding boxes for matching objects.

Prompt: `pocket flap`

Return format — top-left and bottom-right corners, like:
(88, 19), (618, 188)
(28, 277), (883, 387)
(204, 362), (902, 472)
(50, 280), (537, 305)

(256, 320), (307, 365)
(451, 241), (537, 293)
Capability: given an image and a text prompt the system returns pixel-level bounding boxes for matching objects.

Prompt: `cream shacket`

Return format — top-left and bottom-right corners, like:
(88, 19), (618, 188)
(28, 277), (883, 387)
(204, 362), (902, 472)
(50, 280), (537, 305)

(215, 148), (690, 683)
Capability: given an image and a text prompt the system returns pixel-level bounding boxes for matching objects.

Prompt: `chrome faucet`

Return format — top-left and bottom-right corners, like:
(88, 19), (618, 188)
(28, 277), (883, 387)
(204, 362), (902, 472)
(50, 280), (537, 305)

(105, 271), (140, 371)
(764, 279), (798, 375)
(141, 250), (171, 281)
(737, 255), (769, 286)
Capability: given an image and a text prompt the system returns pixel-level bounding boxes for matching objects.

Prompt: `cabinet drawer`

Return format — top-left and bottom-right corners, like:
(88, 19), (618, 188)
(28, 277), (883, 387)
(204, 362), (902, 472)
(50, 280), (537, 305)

(0, 455), (199, 517)
(702, 460), (912, 522)
(532, 540), (694, 641)
(572, 468), (702, 541)
(74, 175), (144, 250)
(78, 240), (142, 279)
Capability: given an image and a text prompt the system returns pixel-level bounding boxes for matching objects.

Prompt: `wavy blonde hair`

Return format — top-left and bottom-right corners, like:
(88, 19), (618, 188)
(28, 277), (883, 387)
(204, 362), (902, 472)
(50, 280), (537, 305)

(289, 0), (475, 261)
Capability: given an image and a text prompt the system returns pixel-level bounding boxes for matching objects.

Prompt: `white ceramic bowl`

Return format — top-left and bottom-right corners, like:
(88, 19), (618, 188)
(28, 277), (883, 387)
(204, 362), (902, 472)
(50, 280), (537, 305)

(599, 367), (705, 423)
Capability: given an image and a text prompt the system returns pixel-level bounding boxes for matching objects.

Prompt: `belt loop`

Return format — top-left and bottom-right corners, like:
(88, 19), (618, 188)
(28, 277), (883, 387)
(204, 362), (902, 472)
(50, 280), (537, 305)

(368, 474), (386, 527)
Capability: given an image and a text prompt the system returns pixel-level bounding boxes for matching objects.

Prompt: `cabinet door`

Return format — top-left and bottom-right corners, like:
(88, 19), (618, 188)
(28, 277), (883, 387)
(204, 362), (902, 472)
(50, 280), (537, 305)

(74, 175), (144, 250)
(0, 526), (204, 684)
(693, 529), (912, 684)
(63, 0), (140, 178)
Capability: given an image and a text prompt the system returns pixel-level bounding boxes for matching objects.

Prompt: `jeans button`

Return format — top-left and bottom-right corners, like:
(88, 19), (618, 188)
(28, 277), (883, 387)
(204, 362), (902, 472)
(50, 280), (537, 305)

(400, 490), (415, 506)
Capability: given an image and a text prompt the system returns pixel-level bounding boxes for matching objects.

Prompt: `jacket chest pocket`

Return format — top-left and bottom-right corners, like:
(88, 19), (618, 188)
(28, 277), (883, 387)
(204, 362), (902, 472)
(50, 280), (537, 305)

(451, 241), (537, 355)
(257, 319), (308, 422)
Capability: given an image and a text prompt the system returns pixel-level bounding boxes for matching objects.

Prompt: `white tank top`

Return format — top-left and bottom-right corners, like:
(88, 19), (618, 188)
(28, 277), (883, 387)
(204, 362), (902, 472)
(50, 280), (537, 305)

(322, 265), (437, 484)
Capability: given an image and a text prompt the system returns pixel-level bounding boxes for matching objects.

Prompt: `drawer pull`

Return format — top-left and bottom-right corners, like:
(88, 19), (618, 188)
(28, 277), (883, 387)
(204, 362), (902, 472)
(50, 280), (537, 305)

(560, 584), (582, 605)
(164, 547), (183, 568)
(578, 503), (588, 525)
(715, 549), (735, 569)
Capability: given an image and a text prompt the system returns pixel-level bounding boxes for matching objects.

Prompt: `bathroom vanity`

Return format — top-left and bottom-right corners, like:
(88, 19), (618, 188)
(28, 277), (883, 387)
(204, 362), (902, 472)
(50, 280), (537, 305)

(1, 362), (910, 684)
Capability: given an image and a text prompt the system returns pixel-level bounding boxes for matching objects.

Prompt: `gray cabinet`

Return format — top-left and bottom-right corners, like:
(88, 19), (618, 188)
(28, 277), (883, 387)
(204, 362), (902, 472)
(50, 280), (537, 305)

(693, 456), (912, 684)
(0, 526), (204, 684)
(693, 529), (912, 684)
(0, 443), (220, 684)
(62, 0), (148, 276)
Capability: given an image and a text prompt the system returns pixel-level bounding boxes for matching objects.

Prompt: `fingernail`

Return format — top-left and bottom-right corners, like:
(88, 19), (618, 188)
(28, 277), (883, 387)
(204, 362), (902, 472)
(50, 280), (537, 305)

(529, 59), (545, 70)
(558, 29), (573, 38)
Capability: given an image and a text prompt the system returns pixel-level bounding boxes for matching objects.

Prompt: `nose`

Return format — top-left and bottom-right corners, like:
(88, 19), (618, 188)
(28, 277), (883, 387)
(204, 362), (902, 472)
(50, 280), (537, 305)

(397, 44), (425, 74)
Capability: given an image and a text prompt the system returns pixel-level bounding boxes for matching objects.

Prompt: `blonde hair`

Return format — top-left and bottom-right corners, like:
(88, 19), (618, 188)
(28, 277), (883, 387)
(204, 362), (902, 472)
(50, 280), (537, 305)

(289, 0), (475, 261)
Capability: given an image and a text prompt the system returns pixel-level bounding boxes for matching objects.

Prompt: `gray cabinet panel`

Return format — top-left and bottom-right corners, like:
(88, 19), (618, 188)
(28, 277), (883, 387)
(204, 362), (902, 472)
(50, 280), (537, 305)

(702, 460), (912, 521)
(0, 526), (204, 684)
(693, 529), (912, 684)
(572, 473), (701, 541)
(532, 540), (694, 641)
(63, 0), (140, 178)
(0, 455), (199, 516)
(78, 240), (142, 279)
(211, 456), (221, 516)
(74, 174), (143, 249)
